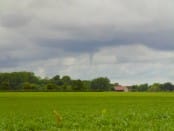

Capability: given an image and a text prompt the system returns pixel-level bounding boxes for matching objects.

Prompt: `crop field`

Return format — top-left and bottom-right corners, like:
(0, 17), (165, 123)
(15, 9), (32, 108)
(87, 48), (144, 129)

(0, 92), (174, 131)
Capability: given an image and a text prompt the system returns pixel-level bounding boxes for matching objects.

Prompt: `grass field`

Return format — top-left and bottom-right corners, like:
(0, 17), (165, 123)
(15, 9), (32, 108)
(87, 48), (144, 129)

(0, 92), (174, 131)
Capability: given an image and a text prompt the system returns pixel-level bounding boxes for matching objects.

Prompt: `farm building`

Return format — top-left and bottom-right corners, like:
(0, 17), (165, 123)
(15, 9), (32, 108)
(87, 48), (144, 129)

(114, 85), (129, 92)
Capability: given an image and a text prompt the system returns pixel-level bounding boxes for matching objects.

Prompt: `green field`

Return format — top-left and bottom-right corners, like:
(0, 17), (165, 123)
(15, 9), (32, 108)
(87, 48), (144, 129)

(0, 92), (174, 131)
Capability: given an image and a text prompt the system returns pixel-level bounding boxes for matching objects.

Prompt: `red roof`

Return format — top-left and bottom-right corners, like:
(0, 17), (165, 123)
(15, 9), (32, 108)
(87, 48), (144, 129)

(115, 86), (126, 91)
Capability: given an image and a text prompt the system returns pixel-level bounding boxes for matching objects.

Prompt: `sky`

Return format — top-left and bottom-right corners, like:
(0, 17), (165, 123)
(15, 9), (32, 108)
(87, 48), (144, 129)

(0, 0), (174, 85)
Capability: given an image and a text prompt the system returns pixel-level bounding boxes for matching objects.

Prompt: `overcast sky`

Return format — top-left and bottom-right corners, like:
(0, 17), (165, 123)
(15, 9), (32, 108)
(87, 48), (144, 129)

(0, 0), (174, 84)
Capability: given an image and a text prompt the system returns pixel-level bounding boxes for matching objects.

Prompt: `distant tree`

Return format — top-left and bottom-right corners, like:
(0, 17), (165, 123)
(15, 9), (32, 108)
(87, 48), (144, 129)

(82, 80), (91, 91)
(0, 72), (40, 90)
(52, 75), (60, 81)
(0, 80), (10, 90)
(62, 75), (71, 85)
(72, 80), (84, 91)
(51, 75), (63, 86)
(131, 85), (139, 92)
(149, 83), (161, 92)
(62, 85), (73, 92)
(22, 82), (40, 91)
(130, 84), (149, 92)
(90, 77), (111, 91)
(161, 82), (174, 91)
(22, 82), (32, 90)
(46, 83), (57, 90)
(137, 83), (149, 91)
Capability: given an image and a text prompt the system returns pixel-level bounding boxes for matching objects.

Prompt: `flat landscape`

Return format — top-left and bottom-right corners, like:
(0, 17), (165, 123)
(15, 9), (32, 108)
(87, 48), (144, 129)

(0, 92), (174, 131)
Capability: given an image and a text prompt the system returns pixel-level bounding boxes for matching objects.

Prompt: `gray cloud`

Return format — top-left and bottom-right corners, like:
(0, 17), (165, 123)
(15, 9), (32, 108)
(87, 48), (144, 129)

(0, 0), (174, 84)
(0, 11), (33, 28)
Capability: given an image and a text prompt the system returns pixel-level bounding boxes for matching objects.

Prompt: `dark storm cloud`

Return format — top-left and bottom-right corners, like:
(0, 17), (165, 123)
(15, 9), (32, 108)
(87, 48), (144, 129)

(34, 29), (174, 54)
(36, 39), (111, 53)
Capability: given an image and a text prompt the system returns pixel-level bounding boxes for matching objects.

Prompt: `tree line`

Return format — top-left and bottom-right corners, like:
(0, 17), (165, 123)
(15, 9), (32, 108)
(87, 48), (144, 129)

(0, 72), (112, 91)
(131, 83), (174, 92)
(0, 71), (174, 92)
